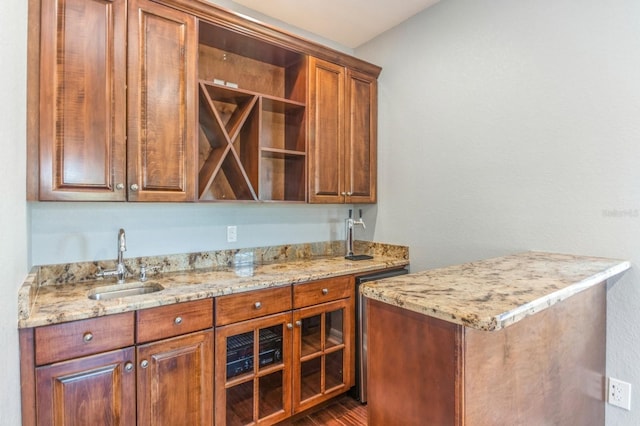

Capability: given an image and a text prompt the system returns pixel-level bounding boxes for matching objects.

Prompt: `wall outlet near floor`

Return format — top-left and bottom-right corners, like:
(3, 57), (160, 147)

(608, 377), (632, 410)
(227, 225), (237, 243)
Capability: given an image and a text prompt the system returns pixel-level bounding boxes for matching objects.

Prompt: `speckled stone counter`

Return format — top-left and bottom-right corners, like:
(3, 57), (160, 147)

(361, 251), (630, 331)
(18, 241), (408, 328)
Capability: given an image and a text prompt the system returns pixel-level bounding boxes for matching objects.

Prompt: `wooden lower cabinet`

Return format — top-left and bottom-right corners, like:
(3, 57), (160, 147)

(214, 277), (356, 425)
(137, 330), (214, 426)
(292, 298), (353, 414)
(215, 300), (355, 426)
(215, 312), (293, 425)
(35, 347), (136, 425)
(22, 275), (360, 425)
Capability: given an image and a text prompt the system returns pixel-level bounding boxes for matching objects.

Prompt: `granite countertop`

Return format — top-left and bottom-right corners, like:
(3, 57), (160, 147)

(19, 241), (409, 329)
(361, 251), (630, 331)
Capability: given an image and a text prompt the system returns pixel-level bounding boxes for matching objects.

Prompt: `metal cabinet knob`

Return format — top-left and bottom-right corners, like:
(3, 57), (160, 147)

(140, 360), (149, 368)
(341, 192), (347, 196)
(254, 302), (262, 310)
(322, 288), (329, 295)
(83, 332), (93, 343)
(130, 183), (139, 191)
(174, 316), (182, 325)
(116, 183), (124, 190)
(287, 323), (293, 330)
(295, 320), (302, 327)
(124, 362), (134, 372)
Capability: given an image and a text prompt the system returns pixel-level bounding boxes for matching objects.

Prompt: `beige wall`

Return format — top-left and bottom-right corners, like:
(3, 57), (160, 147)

(357, 0), (640, 424)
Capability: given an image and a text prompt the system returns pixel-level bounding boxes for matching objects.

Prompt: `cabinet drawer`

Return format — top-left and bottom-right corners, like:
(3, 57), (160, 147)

(34, 312), (134, 365)
(216, 286), (292, 326)
(136, 299), (213, 343)
(293, 275), (353, 309)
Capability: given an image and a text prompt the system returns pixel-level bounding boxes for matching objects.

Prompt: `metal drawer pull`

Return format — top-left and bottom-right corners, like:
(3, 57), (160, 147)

(174, 316), (183, 325)
(124, 362), (133, 372)
(322, 288), (329, 295)
(254, 302), (262, 309)
(83, 332), (93, 343)
(140, 360), (149, 368)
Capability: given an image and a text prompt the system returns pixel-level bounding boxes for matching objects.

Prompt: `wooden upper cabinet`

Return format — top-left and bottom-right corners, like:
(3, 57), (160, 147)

(308, 57), (345, 204)
(346, 69), (377, 203)
(37, 0), (127, 201)
(29, 0), (379, 203)
(127, 0), (197, 202)
(308, 57), (377, 204)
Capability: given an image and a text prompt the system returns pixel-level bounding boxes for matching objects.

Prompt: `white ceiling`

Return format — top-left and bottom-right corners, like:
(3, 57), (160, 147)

(230, 0), (440, 48)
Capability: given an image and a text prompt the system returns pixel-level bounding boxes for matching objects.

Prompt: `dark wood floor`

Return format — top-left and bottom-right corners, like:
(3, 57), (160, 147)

(277, 395), (367, 426)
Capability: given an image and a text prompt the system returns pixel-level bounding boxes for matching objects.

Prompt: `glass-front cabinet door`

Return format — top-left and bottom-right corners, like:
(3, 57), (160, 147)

(292, 298), (353, 413)
(215, 312), (292, 425)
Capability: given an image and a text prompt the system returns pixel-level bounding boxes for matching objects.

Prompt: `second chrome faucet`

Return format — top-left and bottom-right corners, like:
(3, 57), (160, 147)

(345, 209), (372, 260)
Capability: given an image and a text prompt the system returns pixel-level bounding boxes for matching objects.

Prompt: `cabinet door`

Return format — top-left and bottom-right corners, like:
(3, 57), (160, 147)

(127, 0), (197, 201)
(292, 298), (354, 413)
(136, 330), (213, 426)
(345, 69), (377, 203)
(38, 0), (126, 201)
(36, 347), (136, 425)
(216, 312), (292, 425)
(307, 57), (345, 204)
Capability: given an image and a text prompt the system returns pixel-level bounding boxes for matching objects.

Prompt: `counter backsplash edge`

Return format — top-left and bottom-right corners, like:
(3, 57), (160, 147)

(31, 240), (409, 288)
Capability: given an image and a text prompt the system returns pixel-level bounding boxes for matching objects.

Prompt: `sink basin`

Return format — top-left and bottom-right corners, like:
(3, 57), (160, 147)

(88, 283), (164, 301)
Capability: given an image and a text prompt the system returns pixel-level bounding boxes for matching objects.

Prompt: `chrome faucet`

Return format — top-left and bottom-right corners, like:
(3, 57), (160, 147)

(116, 228), (127, 283)
(96, 228), (128, 283)
(345, 209), (366, 258)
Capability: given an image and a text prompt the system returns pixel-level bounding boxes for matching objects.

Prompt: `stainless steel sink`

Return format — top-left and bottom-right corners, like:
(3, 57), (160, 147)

(88, 283), (164, 300)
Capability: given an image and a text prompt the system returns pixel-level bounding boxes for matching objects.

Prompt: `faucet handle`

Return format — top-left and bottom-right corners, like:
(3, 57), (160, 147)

(139, 264), (147, 282)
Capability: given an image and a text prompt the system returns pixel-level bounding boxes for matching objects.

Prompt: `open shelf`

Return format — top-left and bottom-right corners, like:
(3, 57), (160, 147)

(197, 20), (308, 202)
(259, 150), (306, 202)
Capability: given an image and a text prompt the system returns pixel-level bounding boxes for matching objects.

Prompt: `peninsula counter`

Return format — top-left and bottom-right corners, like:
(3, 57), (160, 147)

(361, 252), (630, 425)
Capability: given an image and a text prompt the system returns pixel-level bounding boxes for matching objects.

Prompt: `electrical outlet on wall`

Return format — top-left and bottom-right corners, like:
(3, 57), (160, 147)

(227, 225), (237, 243)
(608, 377), (632, 410)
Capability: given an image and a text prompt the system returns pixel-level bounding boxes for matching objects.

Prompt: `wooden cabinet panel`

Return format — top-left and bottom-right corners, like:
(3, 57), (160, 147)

(215, 312), (293, 425)
(367, 299), (461, 426)
(345, 69), (377, 203)
(38, 0), (126, 201)
(36, 347), (136, 425)
(127, 0), (197, 201)
(308, 57), (345, 203)
(136, 299), (213, 343)
(367, 284), (607, 426)
(293, 275), (353, 309)
(35, 312), (134, 365)
(308, 57), (377, 204)
(137, 330), (214, 426)
(292, 298), (354, 414)
(215, 286), (292, 326)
